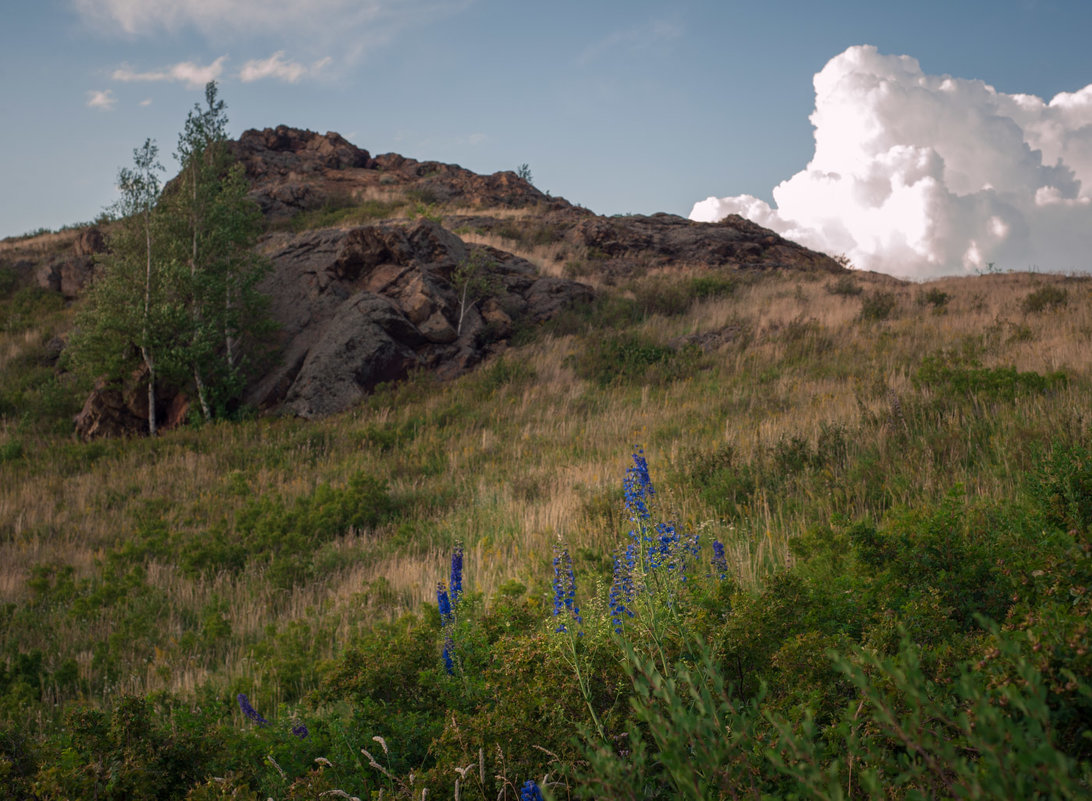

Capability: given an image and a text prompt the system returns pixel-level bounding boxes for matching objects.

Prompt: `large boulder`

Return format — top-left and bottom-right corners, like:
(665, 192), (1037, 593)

(248, 219), (594, 418)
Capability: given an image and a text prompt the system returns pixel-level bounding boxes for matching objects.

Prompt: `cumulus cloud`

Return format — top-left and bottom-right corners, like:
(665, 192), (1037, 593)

(112, 56), (226, 89)
(690, 45), (1092, 277)
(86, 89), (116, 110)
(239, 52), (331, 83)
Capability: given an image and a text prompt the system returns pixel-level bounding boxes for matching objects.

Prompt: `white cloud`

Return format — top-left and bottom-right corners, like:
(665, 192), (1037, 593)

(691, 45), (1092, 277)
(239, 52), (331, 83)
(75, 0), (472, 60)
(112, 56), (226, 89)
(577, 18), (683, 66)
(86, 89), (116, 110)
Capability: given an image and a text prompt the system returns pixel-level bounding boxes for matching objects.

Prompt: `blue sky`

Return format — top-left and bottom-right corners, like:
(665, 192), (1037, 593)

(3, 1), (1092, 274)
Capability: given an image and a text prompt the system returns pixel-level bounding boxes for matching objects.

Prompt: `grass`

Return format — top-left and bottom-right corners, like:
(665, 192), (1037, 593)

(1, 263), (1090, 796)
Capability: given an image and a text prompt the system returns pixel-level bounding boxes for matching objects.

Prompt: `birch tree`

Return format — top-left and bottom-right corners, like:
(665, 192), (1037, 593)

(69, 140), (185, 435)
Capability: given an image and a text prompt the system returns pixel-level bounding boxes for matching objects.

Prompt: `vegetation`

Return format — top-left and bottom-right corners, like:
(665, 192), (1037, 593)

(2, 207), (1092, 797)
(66, 82), (270, 430)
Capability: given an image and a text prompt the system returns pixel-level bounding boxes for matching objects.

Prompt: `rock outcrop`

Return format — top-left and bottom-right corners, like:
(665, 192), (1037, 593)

(567, 212), (842, 275)
(2, 125), (850, 435)
(250, 219), (593, 418)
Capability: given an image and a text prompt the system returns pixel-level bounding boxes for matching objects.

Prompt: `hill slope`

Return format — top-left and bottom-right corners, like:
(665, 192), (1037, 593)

(0, 131), (1089, 798)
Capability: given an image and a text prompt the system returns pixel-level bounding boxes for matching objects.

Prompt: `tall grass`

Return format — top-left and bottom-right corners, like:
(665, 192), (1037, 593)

(0, 266), (1089, 740)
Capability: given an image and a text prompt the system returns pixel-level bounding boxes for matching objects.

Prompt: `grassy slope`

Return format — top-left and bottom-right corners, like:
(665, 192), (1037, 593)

(1, 239), (1090, 795)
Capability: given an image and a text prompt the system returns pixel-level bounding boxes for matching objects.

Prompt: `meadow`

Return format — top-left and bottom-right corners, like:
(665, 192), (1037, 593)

(0, 252), (1089, 799)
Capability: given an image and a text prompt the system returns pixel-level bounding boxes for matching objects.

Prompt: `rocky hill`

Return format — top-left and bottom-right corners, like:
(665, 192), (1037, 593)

(0, 126), (845, 436)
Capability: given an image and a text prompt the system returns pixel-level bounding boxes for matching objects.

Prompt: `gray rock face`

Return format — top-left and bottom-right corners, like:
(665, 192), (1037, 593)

(248, 219), (593, 418)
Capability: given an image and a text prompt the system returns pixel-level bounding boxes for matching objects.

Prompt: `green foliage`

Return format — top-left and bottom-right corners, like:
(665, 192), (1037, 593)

(568, 333), (705, 386)
(288, 197), (405, 232)
(1023, 284), (1068, 313)
(186, 472), (396, 587)
(826, 275), (863, 296)
(516, 163), (534, 184)
(915, 353), (1067, 402)
(0, 265), (19, 299)
(3, 285), (66, 333)
(858, 290), (897, 321)
(918, 286), (951, 308)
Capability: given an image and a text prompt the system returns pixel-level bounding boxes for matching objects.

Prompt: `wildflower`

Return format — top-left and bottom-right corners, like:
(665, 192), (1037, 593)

(437, 581), (454, 625)
(449, 544), (464, 605)
(552, 546), (581, 633)
(712, 539), (728, 579)
(520, 780), (545, 801)
(292, 723), (310, 739)
(623, 448), (655, 520)
(236, 693), (269, 726)
(608, 550), (635, 634)
(442, 633), (456, 675)
(652, 522), (678, 569)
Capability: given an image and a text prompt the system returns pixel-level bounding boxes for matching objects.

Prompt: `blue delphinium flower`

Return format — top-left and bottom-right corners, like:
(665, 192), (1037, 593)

(552, 546), (581, 634)
(520, 779), (545, 801)
(712, 539), (728, 580)
(437, 581), (453, 625)
(652, 521), (678, 570)
(442, 633), (456, 676)
(236, 693), (269, 727)
(292, 723), (310, 739)
(608, 551), (636, 634)
(449, 543), (464, 606)
(623, 448), (655, 521)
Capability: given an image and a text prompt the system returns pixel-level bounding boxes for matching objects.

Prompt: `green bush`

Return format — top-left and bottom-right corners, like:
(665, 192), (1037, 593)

(826, 275), (863, 296)
(915, 354), (1067, 402)
(1022, 285), (1068, 313)
(568, 333), (704, 386)
(859, 290), (897, 321)
(918, 286), (951, 308)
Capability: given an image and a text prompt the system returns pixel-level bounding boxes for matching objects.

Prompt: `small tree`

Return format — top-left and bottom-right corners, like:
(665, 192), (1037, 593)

(160, 80), (269, 419)
(452, 251), (499, 336)
(516, 163), (534, 184)
(69, 140), (186, 436)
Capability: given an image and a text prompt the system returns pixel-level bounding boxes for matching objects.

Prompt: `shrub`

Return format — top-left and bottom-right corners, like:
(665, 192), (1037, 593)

(915, 354), (1067, 403)
(918, 286), (951, 308)
(826, 275), (863, 296)
(859, 290), (897, 321)
(568, 333), (704, 386)
(1022, 285), (1068, 313)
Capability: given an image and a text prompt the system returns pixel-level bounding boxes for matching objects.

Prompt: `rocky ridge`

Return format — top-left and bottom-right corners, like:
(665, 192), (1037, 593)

(0, 126), (845, 437)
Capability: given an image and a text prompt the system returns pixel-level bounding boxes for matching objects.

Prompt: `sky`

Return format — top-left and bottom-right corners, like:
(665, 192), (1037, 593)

(2, 1), (1091, 277)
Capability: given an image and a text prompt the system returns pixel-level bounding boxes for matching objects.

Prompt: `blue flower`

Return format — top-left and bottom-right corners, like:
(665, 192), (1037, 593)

(651, 521), (678, 570)
(623, 448), (655, 521)
(292, 723), (310, 739)
(712, 539), (728, 580)
(442, 633), (456, 675)
(437, 581), (453, 625)
(236, 693), (269, 727)
(520, 779), (545, 801)
(552, 546), (581, 633)
(609, 550), (636, 634)
(449, 544), (464, 606)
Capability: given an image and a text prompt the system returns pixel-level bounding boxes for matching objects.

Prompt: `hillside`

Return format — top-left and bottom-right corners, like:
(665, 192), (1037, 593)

(0, 131), (1089, 798)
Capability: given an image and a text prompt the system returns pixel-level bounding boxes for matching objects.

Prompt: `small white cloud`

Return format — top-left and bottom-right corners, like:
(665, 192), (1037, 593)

(239, 51), (330, 83)
(112, 55), (226, 89)
(86, 89), (117, 110)
(577, 18), (682, 66)
(74, 0), (474, 64)
(139, 98), (152, 106)
(691, 45), (1092, 277)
